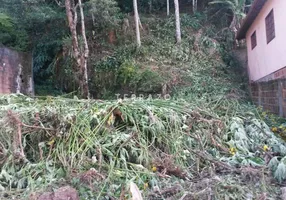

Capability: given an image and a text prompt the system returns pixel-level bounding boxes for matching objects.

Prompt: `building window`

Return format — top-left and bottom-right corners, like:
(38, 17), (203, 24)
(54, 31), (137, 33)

(265, 9), (275, 44)
(251, 31), (257, 49)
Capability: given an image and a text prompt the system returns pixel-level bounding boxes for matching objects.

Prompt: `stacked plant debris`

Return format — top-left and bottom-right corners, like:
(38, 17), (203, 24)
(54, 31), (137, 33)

(0, 94), (286, 199)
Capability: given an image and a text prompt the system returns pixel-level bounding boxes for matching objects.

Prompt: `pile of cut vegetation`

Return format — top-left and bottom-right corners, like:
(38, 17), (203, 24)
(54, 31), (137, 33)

(0, 94), (286, 199)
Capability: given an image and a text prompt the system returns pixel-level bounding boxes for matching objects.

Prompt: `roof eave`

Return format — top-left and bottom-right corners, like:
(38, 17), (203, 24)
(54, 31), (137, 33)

(236, 0), (268, 40)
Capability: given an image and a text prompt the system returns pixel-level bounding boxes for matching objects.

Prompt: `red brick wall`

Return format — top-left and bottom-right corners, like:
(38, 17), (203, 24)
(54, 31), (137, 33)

(282, 80), (286, 116)
(250, 79), (286, 117)
(257, 66), (286, 82)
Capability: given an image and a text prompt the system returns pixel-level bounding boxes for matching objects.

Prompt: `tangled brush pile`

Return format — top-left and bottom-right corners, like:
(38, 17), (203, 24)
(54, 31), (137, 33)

(0, 94), (285, 199)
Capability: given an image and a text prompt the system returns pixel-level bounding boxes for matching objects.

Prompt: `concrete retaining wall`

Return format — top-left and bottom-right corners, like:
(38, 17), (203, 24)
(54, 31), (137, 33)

(0, 47), (34, 95)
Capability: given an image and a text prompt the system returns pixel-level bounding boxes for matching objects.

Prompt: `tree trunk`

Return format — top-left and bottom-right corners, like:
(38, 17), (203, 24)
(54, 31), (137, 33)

(133, 0), (141, 47)
(64, 0), (89, 98)
(108, 30), (116, 44)
(65, 0), (80, 62)
(192, 0), (197, 13)
(167, 0), (170, 16)
(149, 0), (152, 13)
(78, 0), (89, 98)
(174, 0), (181, 44)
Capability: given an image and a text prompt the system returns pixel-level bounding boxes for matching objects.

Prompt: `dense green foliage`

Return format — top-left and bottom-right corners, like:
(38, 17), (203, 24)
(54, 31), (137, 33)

(0, 0), (248, 97)
(0, 12), (29, 50)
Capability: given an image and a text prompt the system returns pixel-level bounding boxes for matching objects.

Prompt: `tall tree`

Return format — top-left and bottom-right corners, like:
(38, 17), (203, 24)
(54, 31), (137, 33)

(64, 0), (90, 98)
(174, 0), (181, 44)
(133, 0), (141, 47)
(192, 0), (197, 13)
(167, 0), (170, 16)
(148, 0), (152, 13)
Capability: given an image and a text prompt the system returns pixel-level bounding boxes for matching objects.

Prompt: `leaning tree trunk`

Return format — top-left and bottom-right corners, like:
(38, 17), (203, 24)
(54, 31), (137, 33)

(167, 0), (170, 16)
(230, 15), (239, 47)
(65, 0), (89, 98)
(133, 0), (141, 47)
(174, 0), (181, 44)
